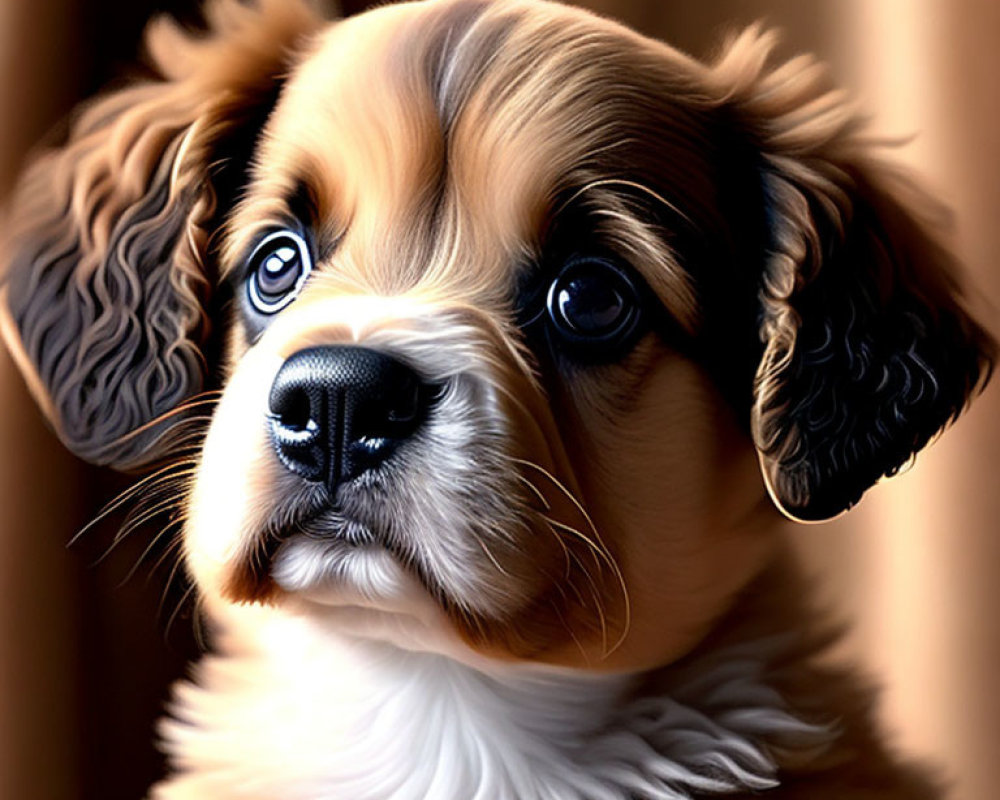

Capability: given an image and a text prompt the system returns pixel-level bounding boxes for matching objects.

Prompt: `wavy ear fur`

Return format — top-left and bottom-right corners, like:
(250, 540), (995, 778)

(0, 0), (321, 468)
(710, 28), (996, 521)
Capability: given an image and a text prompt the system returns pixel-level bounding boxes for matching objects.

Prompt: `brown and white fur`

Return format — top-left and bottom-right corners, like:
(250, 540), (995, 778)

(1, 1), (994, 798)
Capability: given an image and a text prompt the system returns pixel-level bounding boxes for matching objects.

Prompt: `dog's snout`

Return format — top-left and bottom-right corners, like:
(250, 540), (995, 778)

(268, 346), (432, 493)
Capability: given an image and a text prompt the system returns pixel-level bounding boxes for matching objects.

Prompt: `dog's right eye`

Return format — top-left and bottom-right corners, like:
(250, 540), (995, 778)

(247, 230), (313, 314)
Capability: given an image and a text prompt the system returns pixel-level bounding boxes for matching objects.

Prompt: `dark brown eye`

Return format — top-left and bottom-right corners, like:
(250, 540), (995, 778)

(247, 230), (312, 314)
(546, 256), (642, 350)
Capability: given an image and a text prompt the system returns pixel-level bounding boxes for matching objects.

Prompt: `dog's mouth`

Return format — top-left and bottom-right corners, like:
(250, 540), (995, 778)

(295, 508), (380, 547)
(224, 497), (428, 608)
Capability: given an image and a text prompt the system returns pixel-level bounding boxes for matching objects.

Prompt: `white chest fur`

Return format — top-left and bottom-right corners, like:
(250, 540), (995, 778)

(155, 609), (831, 800)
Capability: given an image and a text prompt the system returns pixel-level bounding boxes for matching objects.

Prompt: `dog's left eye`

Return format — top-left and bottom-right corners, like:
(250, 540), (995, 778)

(247, 230), (313, 314)
(544, 257), (643, 353)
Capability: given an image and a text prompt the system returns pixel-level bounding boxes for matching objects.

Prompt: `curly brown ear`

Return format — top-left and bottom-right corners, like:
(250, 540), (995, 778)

(0, 0), (321, 469)
(711, 28), (996, 522)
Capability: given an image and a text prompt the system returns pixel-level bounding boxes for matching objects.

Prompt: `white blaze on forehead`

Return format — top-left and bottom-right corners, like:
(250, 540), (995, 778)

(260, 291), (437, 354)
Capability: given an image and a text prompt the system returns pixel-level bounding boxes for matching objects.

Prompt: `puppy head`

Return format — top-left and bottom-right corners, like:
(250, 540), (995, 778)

(2, 0), (993, 671)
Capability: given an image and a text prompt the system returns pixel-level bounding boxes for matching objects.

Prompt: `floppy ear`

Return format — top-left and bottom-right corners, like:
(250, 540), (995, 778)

(711, 28), (996, 522)
(0, 0), (321, 468)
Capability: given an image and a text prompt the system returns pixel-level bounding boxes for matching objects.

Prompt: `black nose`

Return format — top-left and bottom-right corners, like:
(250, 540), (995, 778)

(268, 346), (433, 493)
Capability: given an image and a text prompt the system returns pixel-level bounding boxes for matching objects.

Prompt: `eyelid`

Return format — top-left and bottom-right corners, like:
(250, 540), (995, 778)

(230, 220), (307, 280)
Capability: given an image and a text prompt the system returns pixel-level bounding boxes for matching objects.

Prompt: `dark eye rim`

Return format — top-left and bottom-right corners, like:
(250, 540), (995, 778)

(246, 229), (313, 315)
(544, 255), (644, 348)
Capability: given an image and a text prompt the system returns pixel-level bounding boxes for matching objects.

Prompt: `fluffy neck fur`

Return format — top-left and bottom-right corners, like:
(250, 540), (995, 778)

(154, 552), (928, 800)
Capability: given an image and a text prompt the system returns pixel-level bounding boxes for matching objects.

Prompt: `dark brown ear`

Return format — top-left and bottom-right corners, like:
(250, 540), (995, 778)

(711, 28), (996, 522)
(0, 0), (321, 468)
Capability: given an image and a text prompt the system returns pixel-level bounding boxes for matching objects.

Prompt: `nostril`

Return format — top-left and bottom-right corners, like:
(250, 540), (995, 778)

(386, 378), (420, 425)
(388, 403), (412, 426)
(358, 375), (431, 441)
(272, 386), (315, 433)
(268, 377), (325, 484)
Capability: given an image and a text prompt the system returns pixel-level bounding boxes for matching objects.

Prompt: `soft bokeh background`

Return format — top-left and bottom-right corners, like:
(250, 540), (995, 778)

(1, 1), (998, 798)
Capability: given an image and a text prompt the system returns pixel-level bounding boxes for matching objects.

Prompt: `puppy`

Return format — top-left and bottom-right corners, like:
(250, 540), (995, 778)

(1, 0), (994, 797)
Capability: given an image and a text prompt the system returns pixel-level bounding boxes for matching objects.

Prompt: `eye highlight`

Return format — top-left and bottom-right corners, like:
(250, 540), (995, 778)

(544, 256), (644, 355)
(247, 230), (313, 314)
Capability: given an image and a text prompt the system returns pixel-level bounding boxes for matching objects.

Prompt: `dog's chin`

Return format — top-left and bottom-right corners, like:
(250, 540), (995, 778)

(270, 534), (424, 610)
(268, 531), (473, 659)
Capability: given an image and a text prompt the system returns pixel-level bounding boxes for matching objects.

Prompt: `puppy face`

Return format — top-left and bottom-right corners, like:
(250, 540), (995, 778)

(187, 0), (779, 670)
(1, 0), (993, 672)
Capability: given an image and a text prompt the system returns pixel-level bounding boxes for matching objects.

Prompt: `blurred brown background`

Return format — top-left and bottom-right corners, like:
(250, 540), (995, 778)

(1, 1), (998, 798)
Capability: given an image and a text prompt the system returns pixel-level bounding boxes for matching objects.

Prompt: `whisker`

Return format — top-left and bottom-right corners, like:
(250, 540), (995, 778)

(515, 473), (551, 511)
(93, 493), (188, 567)
(100, 397), (219, 454)
(157, 543), (191, 618)
(517, 457), (632, 657)
(119, 516), (186, 587)
(542, 515), (605, 569)
(471, 534), (513, 579)
(565, 541), (610, 652)
(69, 462), (198, 547)
(152, 536), (186, 587)
(116, 480), (193, 537)
(542, 519), (587, 605)
(516, 460), (609, 551)
(165, 582), (197, 642)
